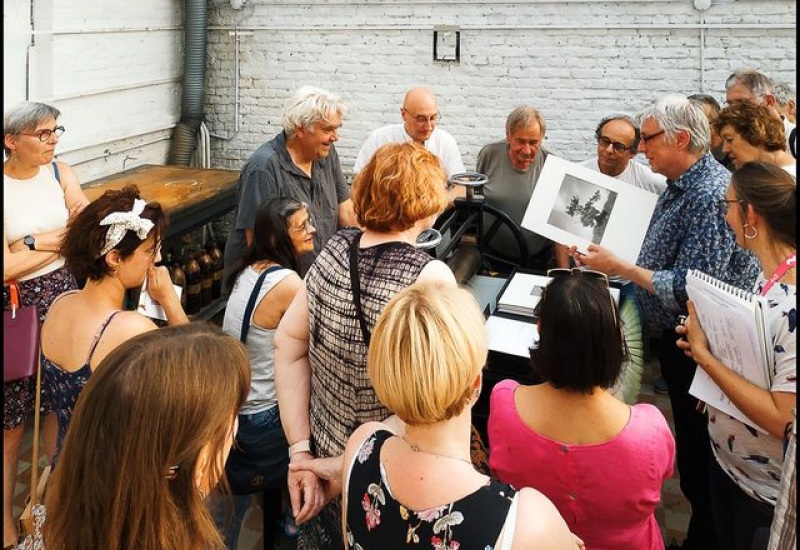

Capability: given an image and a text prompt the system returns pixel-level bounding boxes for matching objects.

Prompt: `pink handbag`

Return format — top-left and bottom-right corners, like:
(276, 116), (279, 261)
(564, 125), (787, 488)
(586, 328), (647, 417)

(4, 280), (41, 383)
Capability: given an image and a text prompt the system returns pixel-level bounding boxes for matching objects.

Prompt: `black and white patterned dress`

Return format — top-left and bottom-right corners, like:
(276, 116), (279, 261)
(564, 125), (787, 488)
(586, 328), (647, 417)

(301, 227), (432, 549)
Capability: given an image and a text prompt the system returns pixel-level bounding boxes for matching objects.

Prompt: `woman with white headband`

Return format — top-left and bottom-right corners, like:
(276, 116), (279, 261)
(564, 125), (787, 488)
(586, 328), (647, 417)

(40, 184), (188, 466)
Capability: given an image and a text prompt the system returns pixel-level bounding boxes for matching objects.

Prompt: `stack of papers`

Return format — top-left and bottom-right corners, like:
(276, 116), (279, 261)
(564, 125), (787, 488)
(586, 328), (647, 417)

(496, 273), (551, 317)
(496, 271), (620, 318)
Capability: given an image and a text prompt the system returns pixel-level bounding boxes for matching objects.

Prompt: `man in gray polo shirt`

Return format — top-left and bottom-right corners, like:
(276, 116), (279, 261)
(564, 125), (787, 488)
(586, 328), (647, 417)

(223, 86), (357, 284)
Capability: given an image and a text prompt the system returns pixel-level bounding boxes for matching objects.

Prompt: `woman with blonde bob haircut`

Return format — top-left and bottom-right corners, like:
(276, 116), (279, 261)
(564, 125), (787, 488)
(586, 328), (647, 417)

(340, 283), (581, 550)
(275, 142), (457, 549)
(16, 323), (250, 550)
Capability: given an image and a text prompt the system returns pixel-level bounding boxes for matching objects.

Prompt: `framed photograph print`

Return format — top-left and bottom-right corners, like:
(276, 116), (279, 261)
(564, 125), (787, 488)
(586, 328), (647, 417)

(520, 155), (659, 264)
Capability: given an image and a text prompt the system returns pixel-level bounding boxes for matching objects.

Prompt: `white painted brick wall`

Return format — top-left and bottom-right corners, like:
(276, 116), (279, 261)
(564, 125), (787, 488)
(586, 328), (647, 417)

(204, 0), (796, 176)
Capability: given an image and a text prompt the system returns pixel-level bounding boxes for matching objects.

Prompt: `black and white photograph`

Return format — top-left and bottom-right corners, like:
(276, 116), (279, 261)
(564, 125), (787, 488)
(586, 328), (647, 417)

(547, 174), (618, 244)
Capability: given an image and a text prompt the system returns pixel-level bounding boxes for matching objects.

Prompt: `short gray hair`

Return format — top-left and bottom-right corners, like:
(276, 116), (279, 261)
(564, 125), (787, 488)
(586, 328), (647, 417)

(725, 70), (775, 100)
(636, 95), (710, 155)
(281, 86), (347, 138)
(3, 101), (61, 153)
(505, 105), (547, 137)
(774, 82), (795, 107)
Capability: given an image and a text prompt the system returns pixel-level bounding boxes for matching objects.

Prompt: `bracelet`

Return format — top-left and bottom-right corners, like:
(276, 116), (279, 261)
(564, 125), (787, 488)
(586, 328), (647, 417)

(289, 439), (312, 457)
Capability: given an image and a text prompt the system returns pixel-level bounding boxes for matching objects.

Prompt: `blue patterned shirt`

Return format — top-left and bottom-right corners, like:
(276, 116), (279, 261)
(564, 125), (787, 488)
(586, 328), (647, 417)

(635, 154), (759, 331)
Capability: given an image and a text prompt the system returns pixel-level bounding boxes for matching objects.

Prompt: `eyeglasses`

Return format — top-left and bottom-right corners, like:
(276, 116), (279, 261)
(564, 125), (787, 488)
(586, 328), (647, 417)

(717, 198), (744, 214)
(402, 108), (439, 125)
(547, 267), (610, 287)
(289, 216), (315, 234)
(17, 126), (65, 142)
(640, 130), (666, 145)
(598, 136), (633, 153)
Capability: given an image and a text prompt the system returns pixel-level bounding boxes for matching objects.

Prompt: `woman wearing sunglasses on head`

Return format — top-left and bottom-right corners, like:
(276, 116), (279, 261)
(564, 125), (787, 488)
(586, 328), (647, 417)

(3, 101), (90, 548)
(676, 162), (796, 550)
(40, 185), (187, 469)
(488, 269), (675, 550)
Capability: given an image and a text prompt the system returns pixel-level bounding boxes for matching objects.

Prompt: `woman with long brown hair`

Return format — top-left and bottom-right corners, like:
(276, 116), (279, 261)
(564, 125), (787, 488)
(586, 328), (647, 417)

(17, 322), (250, 550)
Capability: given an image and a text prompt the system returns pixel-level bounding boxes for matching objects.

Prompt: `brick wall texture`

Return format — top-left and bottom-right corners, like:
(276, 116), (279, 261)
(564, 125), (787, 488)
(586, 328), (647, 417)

(204, 0), (796, 176)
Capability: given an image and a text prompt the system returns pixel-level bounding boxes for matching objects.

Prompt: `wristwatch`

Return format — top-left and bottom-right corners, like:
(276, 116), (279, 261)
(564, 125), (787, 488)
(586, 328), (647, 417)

(23, 235), (36, 251)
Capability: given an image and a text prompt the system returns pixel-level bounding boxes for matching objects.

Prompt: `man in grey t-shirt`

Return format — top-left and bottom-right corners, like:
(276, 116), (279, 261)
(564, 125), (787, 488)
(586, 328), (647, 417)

(223, 86), (357, 286)
(476, 105), (568, 270)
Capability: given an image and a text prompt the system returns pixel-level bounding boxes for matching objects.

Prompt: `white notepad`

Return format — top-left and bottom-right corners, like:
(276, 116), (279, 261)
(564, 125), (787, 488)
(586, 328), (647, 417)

(686, 270), (772, 433)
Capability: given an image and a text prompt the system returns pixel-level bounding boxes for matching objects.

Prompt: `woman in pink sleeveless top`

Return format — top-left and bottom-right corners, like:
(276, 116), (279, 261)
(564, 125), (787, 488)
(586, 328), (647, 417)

(488, 270), (675, 550)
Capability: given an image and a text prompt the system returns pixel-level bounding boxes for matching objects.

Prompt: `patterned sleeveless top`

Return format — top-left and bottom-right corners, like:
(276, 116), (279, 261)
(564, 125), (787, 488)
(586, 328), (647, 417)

(43, 308), (122, 466)
(299, 228), (433, 549)
(346, 430), (518, 550)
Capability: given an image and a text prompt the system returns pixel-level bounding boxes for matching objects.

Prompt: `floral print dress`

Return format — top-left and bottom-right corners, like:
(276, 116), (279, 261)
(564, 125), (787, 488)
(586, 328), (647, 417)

(346, 430), (517, 550)
(708, 276), (797, 505)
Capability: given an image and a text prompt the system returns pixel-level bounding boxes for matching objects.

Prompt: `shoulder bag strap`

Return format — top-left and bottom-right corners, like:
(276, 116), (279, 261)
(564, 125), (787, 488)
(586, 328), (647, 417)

(349, 232), (371, 347)
(51, 161), (63, 188)
(29, 347), (43, 508)
(240, 265), (283, 343)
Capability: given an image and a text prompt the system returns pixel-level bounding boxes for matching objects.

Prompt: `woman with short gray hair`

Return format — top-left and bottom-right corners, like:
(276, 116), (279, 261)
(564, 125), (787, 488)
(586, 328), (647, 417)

(3, 101), (89, 548)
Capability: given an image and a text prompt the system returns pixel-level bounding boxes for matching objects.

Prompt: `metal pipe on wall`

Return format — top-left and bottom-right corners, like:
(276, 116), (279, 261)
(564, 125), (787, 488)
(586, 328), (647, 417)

(167, 0), (208, 166)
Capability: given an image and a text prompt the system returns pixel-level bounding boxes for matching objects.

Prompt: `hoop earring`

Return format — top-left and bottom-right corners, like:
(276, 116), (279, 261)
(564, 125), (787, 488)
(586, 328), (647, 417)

(743, 224), (758, 240)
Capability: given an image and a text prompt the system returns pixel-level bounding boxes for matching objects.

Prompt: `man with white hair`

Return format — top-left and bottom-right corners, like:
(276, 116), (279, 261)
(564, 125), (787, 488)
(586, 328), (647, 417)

(354, 86), (465, 178)
(571, 95), (760, 550)
(725, 69), (796, 155)
(223, 86), (357, 282)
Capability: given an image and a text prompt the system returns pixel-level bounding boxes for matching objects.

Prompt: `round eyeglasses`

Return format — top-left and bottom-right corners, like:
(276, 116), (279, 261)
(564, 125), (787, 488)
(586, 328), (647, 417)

(18, 126), (65, 142)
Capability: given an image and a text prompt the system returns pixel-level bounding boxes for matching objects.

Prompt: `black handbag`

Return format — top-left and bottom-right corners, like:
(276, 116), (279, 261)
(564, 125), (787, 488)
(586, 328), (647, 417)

(224, 266), (290, 495)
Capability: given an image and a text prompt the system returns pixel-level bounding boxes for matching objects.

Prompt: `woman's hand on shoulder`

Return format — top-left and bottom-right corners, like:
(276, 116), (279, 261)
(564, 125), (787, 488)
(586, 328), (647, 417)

(512, 487), (583, 550)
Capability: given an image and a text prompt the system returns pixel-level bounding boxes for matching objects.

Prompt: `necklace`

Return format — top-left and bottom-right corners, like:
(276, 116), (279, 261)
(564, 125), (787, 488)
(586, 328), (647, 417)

(402, 436), (474, 466)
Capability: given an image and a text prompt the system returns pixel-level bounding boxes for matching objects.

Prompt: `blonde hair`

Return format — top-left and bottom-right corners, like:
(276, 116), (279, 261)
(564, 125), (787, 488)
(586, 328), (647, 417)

(351, 142), (447, 232)
(368, 282), (486, 425)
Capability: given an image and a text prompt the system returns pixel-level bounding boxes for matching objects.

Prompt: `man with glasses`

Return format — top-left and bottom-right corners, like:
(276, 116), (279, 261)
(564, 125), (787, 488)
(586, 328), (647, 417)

(353, 86), (465, 180)
(580, 114), (666, 195)
(571, 95), (760, 550)
(223, 86), (357, 287)
(725, 69), (796, 156)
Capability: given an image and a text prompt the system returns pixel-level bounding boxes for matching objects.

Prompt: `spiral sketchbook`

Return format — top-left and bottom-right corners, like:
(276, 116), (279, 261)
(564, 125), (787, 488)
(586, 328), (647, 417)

(686, 269), (772, 433)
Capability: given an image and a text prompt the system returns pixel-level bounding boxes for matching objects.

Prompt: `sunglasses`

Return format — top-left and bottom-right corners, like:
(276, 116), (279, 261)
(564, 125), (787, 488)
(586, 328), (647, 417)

(547, 267), (610, 287)
(597, 136), (633, 154)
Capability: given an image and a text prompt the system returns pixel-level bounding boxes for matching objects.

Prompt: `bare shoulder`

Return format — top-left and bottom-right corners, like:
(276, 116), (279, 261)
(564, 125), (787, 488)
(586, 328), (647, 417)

(271, 271), (303, 301)
(416, 259), (457, 286)
(102, 311), (159, 344)
(511, 487), (578, 550)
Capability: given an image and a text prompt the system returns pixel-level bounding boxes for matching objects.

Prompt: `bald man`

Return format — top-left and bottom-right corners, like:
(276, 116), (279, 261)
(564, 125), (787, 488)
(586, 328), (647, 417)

(354, 87), (466, 177)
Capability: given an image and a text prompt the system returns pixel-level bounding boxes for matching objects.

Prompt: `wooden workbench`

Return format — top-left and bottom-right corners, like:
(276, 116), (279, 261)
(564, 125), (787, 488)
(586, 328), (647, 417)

(82, 164), (240, 239)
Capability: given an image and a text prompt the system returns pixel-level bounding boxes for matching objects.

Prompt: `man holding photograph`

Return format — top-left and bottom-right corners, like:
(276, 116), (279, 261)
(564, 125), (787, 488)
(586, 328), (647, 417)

(570, 95), (759, 550)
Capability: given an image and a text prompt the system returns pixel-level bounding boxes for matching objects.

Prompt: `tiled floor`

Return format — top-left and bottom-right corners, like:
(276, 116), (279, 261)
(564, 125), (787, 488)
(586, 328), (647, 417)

(11, 346), (688, 550)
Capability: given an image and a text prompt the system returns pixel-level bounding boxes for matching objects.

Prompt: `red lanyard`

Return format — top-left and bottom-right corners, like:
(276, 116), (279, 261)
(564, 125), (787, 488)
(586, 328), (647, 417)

(761, 253), (796, 296)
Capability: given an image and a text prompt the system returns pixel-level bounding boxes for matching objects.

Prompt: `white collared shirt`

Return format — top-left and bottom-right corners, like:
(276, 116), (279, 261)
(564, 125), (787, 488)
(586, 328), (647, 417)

(353, 123), (466, 177)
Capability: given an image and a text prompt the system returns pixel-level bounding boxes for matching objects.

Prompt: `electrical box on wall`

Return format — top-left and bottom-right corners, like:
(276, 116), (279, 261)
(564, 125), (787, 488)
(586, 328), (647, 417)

(433, 26), (460, 63)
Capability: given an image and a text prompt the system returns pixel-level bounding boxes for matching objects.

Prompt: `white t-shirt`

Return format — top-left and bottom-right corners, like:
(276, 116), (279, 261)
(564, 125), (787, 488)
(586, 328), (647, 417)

(353, 124), (466, 177)
(782, 116), (795, 153)
(579, 156), (667, 196)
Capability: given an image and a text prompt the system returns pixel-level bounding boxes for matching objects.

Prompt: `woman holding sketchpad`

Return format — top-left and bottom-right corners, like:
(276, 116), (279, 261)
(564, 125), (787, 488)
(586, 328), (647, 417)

(676, 161), (796, 550)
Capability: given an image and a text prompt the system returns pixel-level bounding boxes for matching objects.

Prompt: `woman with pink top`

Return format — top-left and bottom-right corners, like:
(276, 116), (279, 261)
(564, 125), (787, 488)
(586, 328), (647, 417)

(488, 269), (675, 550)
